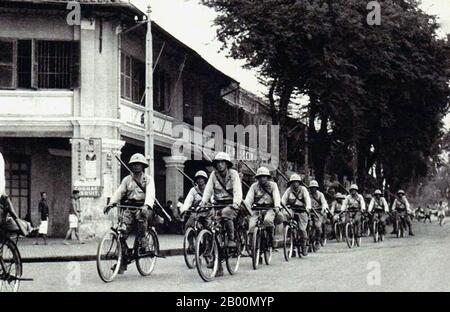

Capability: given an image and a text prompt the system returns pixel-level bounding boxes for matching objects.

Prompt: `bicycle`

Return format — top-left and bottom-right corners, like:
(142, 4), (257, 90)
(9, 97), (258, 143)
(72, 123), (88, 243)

(97, 205), (160, 283)
(361, 213), (371, 237)
(251, 206), (273, 269)
(344, 210), (362, 249)
(195, 205), (242, 282)
(183, 208), (210, 269)
(282, 207), (303, 261)
(394, 210), (408, 238)
(333, 212), (345, 242)
(438, 213), (445, 227)
(371, 211), (385, 243)
(0, 198), (33, 292)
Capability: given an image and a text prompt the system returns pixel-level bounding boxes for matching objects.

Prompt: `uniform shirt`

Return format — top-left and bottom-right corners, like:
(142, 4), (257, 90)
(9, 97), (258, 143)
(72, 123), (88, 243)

(181, 186), (204, 214)
(244, 181), (281, 209)
(391, 197), (411, 213)
(110, 173), (156, 208)
(0, 152), (5, 197)
(368, 197), (389, 213)
(342, 194), (366, 212)
(281, 186), (311, 211)
(201, 169), (243, 208)
(310, 191), (329, 213)
(330, 200), (344, 214)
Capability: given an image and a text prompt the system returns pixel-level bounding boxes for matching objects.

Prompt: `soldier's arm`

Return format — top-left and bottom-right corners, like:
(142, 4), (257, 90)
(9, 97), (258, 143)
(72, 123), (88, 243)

(320, 193), (329, 212)
(360, 195), (366, 212)
(244, 183), (255, 209)
(303, 187), (312, 211)
(272, 183), (281, 209)
(281, 188), (289, 207)
(180, 188), (195, 214)
(232, 171), (243, 208)
(368, 199), (374, 213)
(110, 177), (128, 206)
(200, 175), (214, 206)
(341, 196), (349, 211)
(144, 176), (156, 208)
(383, 198), (389, 212)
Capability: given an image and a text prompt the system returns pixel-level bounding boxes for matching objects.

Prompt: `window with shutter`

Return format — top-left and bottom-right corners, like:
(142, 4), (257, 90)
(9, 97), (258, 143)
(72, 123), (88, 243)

(0, 39), (17, 89)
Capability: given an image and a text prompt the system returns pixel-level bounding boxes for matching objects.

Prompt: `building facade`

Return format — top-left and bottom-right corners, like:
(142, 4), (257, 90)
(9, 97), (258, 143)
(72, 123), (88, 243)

(0, 0), (280, 237)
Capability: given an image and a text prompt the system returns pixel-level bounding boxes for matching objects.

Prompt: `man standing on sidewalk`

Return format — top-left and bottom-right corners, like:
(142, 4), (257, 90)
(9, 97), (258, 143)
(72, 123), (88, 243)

(35, 192), (49, 245)
(64, 190), (83, 245)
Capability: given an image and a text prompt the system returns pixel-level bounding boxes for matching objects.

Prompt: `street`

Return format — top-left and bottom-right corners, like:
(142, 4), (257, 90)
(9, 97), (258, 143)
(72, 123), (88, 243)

(19, 221), (450, 292)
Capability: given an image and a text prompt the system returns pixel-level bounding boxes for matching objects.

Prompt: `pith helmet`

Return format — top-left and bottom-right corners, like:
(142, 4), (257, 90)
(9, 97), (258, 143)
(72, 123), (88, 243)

(349, 184), (359, 191)
(129, 153), (148, 168)
(397, 190), (405, 195)
(336, 192), (345, 199)
(288, 174), (302, 186)
(213, 152), (233, 168)
(195, 170), (208, 180)
(255, 167), (271, 178)
(374, 189), (382, 196)
(309, 180), (319, 188)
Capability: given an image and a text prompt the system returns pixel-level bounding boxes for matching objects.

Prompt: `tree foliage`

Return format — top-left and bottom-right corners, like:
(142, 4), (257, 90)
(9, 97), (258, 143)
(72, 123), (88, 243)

(202, 0), (450, 190)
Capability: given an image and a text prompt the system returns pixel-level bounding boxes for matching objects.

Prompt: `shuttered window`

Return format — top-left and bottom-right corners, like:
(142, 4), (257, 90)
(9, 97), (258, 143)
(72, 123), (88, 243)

(0, 38), (79, 90)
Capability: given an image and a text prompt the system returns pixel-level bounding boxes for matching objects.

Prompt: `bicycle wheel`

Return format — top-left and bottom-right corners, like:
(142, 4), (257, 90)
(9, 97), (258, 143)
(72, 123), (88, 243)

(345, 223), (354, 249)
(238, 228), (249, 257)
(136, 229), (159, 276)
(96, 230), (122, 283)
(195, 229), (218, 282)
(321, 223), (328, 247)
(183, 227), (197, 269)
(252, 227), (261, 269)
(283, 225), (293, 261)
(334, 223), (342, 242)
(356, 225), (362, 247)
(225, 231), (241, 275)
(0, 238), (22, 292)
(373, 221), (379, 243)
(263, 230), (272, 265)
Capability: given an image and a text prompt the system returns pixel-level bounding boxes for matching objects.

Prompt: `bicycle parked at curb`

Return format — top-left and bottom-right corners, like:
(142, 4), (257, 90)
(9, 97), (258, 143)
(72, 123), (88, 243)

(251, 206), (273, 269)
(194, 205), (242, 282)
(97, 205), (160, 283)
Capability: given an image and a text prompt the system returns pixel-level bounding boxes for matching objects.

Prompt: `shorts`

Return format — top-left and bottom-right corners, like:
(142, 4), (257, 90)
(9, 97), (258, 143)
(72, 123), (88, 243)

(69, 214), (79, 229)
(39, 220), (48, 235)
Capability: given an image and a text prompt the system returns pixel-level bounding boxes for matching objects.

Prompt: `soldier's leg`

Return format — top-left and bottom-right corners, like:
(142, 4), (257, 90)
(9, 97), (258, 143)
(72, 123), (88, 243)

(137, 209), (152, 248)
(298, 212), (309, 256)
(263, 209), (276, 245)
(313, 213), (323, 243)
(221, 206), (238, 242)
(353, 211), (362, 237)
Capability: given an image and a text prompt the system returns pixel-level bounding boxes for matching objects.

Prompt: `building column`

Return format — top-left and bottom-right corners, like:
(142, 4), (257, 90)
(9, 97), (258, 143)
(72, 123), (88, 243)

(77, 138), (125, 239)
(163, 156), (187, 209)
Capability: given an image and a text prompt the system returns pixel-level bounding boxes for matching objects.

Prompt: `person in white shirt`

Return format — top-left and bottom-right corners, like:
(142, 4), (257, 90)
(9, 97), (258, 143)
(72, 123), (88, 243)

(391, 190), (414, 236)
(437, 200), (447, 225)
(330, 192), (346, 224)
(368, 189), (389, 235)
(342, 184), (366, 238)
(244, 167), (282, 248)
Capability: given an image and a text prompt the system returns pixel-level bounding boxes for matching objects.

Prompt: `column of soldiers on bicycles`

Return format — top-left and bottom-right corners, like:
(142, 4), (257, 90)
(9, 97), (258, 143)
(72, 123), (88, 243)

(103, 151), (419, 276)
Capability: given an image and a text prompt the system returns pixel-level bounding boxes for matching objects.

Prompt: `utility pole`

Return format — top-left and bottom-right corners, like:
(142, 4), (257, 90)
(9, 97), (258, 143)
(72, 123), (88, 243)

(145, 5), (154, 175)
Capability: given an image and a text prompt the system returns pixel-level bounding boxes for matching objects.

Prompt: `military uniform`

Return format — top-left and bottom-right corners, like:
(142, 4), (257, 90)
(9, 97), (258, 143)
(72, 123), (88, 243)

(201, 168), (243, 241)
(110, 173), (156, 238)
(245, 181), (283, 233)
(342, 193), (366, 237)
(181, 186), (212, 230)
(281, 185), (311, 251)
(310, 190), (329, 244)
(392, 196), (413, 233)
(368, 197), (389, 233)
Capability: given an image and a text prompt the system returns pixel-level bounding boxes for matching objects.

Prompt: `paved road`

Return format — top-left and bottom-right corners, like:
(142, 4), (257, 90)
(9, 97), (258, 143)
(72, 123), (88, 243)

(18, 221), (450, 292)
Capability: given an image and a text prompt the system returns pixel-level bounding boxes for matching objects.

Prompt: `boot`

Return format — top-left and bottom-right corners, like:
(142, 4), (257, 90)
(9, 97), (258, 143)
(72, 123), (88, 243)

(215, 263), (224, 277)
(301, 241), (308, 257)
(225, 220), (236, 248)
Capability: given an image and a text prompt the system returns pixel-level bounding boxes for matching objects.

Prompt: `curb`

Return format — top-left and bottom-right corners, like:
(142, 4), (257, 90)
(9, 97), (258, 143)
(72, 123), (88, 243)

(21, 239), (286, 263)
(21, 248), (185, 263)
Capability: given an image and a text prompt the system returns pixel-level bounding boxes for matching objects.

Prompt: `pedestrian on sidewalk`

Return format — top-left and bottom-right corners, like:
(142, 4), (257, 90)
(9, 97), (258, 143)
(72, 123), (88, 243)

(35, 192), (49, 245)
(64, 190), (84, 245)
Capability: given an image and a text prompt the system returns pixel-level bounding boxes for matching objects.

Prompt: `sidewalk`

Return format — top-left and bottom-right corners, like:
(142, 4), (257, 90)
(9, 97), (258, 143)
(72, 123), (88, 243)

(17, 235), (185, 263)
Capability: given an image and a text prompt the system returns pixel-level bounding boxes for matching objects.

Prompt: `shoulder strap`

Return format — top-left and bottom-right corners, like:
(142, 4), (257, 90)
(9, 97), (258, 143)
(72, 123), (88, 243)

(214, 171), (234, 197)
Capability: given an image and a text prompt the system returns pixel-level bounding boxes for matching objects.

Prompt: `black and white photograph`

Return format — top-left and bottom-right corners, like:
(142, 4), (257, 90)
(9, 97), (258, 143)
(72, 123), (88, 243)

(0, 0), (450, 298)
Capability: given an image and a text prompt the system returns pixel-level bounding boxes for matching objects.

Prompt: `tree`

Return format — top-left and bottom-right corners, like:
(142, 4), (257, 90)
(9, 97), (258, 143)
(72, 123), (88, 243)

(202, 0), (450, 190)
